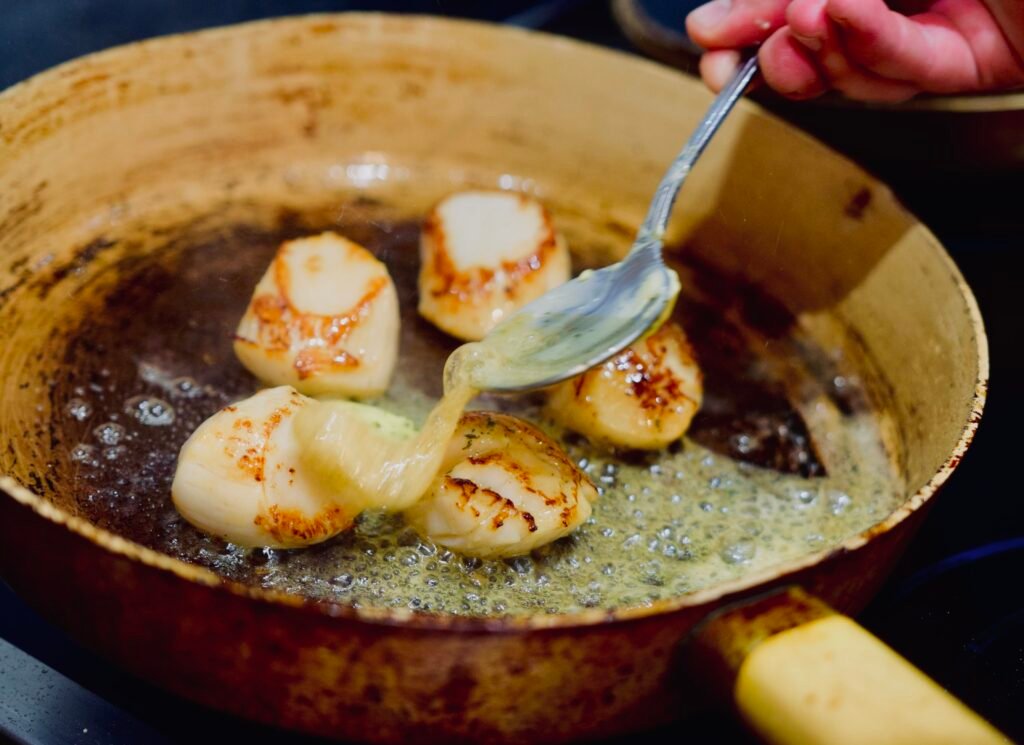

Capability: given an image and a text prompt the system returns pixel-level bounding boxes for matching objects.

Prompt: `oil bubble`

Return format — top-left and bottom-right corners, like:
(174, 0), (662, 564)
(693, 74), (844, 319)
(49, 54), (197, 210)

(66, 398), (93, 422)
(508, 556), (533, 574)
(93, 422), (125, 446)
(788, 486), (818, 508)
(70, 443), (99, 466)
(400, 551), (419, 566)
(827, 490), (853, 515)
(124, 396), (175, 426)
(719, 539), (757, 564)
(102, 445), (127, 461)
(171, 377), (202, 399)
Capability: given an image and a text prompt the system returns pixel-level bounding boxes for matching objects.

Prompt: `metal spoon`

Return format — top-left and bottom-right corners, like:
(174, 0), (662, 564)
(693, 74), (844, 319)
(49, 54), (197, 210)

(466, 57), (760, 392)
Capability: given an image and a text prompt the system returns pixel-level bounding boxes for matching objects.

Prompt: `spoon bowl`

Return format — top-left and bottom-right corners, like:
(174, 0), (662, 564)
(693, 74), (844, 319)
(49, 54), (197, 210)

(463, 241), (679, 392)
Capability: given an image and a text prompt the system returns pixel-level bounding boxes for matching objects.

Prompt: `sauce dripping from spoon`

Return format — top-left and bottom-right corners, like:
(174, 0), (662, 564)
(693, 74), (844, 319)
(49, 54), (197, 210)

(294, 267), (679, 510)
(293, 343), (482, 510)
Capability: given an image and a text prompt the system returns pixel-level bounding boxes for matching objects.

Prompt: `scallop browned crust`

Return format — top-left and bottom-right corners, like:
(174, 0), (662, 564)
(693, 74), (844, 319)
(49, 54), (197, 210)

(172, 386), (361, 549)
(417, 190), (571, 341)
(404, 412), (598, 558)
(546, 322), (703, 451)
(234, 232), (399, 397)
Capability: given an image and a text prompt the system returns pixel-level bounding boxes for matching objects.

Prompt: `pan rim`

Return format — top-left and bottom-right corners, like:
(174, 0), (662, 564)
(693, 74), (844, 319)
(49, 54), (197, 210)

(0, 12), (990, 633)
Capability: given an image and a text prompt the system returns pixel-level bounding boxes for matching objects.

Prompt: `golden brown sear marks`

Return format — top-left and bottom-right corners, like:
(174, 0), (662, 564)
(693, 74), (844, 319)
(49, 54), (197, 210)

(417, 191), (571, 341)
(238, 270), (387, 375)
(172, 387), (352, 549)
(217, 393), (298, 484)
(234, 233), (399, 397)
(422, 207), (559, 301)
(546, 321), (703, 451)
(254, 503), (355, 544)
(403, 411), (597, 558)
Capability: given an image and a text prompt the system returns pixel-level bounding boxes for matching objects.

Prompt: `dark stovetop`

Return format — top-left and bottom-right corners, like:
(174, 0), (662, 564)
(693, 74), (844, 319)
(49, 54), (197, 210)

(1, 2), (1022, 744)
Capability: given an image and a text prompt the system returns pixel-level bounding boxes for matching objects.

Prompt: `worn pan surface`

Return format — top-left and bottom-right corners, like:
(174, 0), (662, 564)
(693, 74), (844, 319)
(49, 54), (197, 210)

(0, 14), (986, 744)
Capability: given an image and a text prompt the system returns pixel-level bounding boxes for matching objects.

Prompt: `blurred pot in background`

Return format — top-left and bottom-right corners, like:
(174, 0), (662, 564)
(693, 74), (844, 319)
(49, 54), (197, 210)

(613, 0), (1024, 236)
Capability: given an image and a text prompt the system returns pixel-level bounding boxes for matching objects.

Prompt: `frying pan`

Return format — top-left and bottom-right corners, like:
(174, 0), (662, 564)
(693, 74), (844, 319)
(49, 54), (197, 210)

(0, 14), (998, 744)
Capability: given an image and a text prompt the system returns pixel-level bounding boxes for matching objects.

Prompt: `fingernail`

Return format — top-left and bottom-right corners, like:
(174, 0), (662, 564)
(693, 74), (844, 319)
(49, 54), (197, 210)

(706, 51), (741, 90)
(688, 0), (733, 34)
(827, 4), (854, 28)
(791, 32), (823, 52)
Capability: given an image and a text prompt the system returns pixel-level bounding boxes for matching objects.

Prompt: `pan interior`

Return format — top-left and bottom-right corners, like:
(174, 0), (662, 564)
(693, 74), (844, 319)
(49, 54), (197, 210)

(35, 189), (904, 618)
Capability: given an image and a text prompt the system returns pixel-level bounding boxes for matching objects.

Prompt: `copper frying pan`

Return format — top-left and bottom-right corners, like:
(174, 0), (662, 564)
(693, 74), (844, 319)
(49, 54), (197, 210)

(0, 14), (997, 744)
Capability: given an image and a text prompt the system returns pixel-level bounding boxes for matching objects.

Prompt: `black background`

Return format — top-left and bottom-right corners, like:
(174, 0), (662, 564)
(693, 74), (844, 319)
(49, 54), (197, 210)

(1, 1), (1022, 743)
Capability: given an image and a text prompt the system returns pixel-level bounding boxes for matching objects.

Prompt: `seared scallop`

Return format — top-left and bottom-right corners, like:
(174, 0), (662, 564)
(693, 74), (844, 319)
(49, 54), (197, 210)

(404, 412), (597, 559)
(418, 190), (571, 341)
(172, 386), (363, 548)
(545, 322), (702, 450)
(234, 232), (399, 397)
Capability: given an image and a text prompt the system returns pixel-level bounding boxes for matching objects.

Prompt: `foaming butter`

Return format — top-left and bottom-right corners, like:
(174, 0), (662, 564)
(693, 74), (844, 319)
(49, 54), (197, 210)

(243, 391), (900, 616)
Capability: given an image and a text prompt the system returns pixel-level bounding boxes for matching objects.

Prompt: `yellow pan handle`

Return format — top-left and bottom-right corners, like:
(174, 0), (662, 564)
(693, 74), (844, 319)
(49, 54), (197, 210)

(692, 589), (1011, 745)
(737, 614), (1009, 745)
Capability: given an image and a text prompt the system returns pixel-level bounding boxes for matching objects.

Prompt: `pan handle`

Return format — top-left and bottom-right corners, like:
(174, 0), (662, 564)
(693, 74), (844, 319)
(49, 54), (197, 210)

(691, 588), (1010, 745)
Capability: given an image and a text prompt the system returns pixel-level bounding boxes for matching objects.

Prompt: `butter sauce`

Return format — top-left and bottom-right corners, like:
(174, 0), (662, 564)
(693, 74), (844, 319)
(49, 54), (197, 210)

(293, 347), (479, 513)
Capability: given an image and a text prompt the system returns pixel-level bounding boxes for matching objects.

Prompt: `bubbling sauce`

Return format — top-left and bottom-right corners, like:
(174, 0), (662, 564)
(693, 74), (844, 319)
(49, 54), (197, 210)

(53, 204), (903, 617)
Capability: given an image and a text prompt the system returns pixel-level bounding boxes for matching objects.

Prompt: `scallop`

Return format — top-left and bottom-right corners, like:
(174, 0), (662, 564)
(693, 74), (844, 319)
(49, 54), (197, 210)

(404, 412), (598, 559)
(171, 386), (363, 548)
(234, 232), (399, 397)
(418, 190), (571, 341)
(545, 322), (703, 450)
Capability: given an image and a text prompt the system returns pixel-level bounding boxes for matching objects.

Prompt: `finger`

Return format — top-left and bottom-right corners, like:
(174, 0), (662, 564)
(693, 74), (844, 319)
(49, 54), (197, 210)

(786, 0), (830, 52)
(759, 27), (829, 98)
(825, 0), (978, 91)
(687, 0), (790, 50)
(980, 1), (1024, 77)
(786, 0), (920, 102)
(700, 49), (743, 91)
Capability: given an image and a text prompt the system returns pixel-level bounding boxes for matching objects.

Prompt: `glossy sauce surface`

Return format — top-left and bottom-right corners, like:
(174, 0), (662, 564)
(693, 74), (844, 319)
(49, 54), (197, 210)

(53, 203), (903, 616)
(293, 372), (476, 514)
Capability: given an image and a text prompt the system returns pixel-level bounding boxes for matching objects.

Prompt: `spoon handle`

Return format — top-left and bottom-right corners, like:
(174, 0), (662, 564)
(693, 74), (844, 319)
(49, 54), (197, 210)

(636, 55), (759, 246)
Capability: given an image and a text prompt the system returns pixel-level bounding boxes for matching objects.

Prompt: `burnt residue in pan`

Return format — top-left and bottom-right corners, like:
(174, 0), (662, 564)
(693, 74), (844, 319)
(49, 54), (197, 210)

(676, 263), (826, 478)
(39, 203), (893, 614)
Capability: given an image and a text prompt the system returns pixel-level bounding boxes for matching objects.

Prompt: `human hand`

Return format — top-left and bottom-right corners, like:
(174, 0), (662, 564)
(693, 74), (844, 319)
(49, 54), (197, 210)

(686, 0), (1024, 102)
